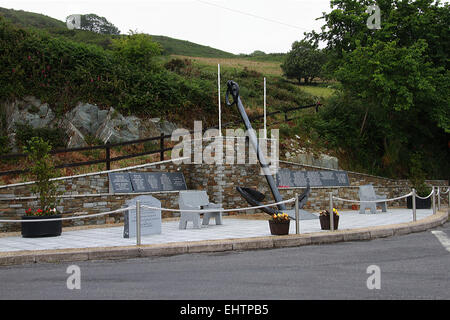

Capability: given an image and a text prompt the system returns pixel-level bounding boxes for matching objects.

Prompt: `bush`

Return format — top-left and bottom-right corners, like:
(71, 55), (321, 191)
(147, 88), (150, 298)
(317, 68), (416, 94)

(112, 32), (161, 67)
(0, 135), (10, 155)
(164, 58), (190, 73)
(23, 137), (60, 212)
(15, 123), (67, 149)
(409, 153), (432, 197)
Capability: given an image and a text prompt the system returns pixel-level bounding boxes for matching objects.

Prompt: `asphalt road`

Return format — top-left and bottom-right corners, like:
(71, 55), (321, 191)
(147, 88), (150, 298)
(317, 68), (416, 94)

(0, 223), (449, 300)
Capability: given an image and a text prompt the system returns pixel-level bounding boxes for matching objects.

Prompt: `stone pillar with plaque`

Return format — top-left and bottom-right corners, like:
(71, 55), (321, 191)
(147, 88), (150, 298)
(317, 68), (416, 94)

(123, 195), (162, 238)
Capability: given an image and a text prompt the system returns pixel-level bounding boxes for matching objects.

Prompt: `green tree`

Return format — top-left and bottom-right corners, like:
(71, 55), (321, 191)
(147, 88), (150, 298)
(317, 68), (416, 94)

(250, 50), (266, 56)
(281, 40), (327, 84)
(306, 0), (449, 178)
(112, 31), (162, 68)
(80, 14), (120, 35)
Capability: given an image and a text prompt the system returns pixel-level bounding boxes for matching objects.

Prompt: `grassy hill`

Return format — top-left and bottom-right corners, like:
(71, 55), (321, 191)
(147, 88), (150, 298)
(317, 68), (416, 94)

(0, 7), (236, 58)
(0, 7), (65, 29)
(150, 35), (235, 58)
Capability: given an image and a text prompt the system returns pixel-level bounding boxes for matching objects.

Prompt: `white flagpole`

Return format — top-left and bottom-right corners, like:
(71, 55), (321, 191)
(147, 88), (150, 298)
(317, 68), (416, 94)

(264, 77), (267, 139)
(218, 64), (222, 136)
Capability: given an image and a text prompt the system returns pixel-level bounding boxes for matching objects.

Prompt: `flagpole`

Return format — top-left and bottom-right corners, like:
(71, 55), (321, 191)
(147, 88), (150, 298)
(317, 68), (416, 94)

(264, 77), (267, 139)
(218, 64), (222, 136)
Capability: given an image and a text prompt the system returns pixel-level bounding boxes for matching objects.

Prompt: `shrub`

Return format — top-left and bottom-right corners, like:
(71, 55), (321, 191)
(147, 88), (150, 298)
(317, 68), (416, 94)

(15, 123), (67, 149)
(23, 137), (60, 213)
(112, 32), (161, 68)
(0, 135), (10, 155)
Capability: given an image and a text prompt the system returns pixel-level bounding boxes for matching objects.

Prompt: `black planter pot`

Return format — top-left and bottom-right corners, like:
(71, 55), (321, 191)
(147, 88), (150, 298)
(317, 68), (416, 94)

(269, 219), (290, 235)
(21, 214), (62, 238)
(319, 215), (339, 230)
(406, 196), (431, 209)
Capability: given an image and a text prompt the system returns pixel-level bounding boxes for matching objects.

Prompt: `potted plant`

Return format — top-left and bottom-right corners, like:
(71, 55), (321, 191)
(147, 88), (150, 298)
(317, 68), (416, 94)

(406, 181), (432, 209)
(21, 137), (62, 238)
(407, 154), (432, 209)
(268, 212), (290, 235)
(319, 208), (339, 230)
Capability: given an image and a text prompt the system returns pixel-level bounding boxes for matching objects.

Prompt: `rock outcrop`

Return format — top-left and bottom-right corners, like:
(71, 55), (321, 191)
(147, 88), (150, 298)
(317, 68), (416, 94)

(2, 97), (176, 149)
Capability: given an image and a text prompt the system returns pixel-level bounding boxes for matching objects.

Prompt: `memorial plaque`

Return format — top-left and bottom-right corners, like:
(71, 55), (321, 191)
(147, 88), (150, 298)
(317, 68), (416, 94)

(129, 172), (150, 192)
(144, 172), (187, 192)
(145, 173), (161, 191)
(306, 171), (322, 187)
(166, 172), (187, 190)
(123, 195), (162, 238)
(160, 173), (174, 191)
(109, 172), (188, 193)
(292, 171), (308, 187)
(276, 169), (349, 187)
(277, 169), (293, 187)
(108, 172), (133, 193)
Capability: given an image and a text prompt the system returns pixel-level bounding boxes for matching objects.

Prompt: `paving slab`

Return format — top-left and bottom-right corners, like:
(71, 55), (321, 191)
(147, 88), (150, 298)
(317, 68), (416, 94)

(0, 209), (436, 253)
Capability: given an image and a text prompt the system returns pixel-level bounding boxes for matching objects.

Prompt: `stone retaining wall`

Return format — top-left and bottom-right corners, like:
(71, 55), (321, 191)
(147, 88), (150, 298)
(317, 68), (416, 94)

(0, 158), (448, 232)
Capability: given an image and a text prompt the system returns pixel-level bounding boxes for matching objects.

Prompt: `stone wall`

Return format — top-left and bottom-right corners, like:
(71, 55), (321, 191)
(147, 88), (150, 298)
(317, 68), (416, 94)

(0, 158), (448, 232)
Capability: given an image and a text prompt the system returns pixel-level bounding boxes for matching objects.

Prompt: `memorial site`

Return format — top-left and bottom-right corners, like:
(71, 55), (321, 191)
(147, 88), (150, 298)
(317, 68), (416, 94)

(0, 1), (448, 302)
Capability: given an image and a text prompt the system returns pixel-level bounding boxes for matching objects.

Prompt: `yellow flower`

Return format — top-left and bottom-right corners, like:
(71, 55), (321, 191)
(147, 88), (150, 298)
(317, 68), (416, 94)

(273, 214), (277, 219)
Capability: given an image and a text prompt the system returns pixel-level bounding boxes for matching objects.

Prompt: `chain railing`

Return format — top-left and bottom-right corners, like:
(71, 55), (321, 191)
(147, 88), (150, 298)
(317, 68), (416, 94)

(330, 186), (449, 229)
(0, 186), (447, 246)
(0, 198), (298, 246)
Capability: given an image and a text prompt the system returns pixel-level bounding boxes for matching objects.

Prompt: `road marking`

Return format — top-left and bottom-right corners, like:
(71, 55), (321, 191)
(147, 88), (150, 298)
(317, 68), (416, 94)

(431, 231), (450, 252)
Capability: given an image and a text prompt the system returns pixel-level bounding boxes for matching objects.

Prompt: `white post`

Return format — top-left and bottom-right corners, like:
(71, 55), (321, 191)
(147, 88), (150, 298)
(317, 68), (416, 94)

(218, 64), (222, 136)
(412, 188), (416, 222)
(329, 192), (334, 231)
(136, 200), (141, 246)
(437, 187), (441, 211)
(295, 192), (299, 234)
(263, 77), (267, 139)
(432, 186), (436, 215)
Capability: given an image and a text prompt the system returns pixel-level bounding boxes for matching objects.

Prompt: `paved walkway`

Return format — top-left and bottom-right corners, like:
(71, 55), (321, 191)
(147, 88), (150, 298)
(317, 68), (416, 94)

(0, 209), (433, 252)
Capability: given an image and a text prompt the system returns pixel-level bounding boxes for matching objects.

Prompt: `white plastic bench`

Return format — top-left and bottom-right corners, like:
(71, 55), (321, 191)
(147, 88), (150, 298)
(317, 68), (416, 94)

(178, 190), (223, 229)
(359, 184), (387, 214)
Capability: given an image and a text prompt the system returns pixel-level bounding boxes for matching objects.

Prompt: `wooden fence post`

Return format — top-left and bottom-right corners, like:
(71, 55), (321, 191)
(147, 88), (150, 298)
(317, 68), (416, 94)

(160, 133), (165, 161)
(105, 143), (111, 171)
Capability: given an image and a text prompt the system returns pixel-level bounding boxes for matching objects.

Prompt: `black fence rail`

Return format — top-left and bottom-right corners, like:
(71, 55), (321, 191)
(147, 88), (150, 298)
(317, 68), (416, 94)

(0, 102), (321, 177)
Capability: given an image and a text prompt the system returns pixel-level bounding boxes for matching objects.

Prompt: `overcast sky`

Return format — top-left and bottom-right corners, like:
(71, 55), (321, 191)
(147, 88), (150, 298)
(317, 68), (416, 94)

(0, 0), (332, 54)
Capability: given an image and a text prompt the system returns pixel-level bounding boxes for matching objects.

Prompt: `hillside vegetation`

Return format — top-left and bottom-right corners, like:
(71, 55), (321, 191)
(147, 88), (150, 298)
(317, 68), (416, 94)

(0, 8), (322, 184)
(0, 10), (315, 131)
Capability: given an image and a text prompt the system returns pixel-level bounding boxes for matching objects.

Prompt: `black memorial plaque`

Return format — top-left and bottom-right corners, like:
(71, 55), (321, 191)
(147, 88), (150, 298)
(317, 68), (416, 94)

(108, 172), (133, 193)
(276, 169), (349, 187)
(144, 172), (187, 192)
(145, 173), (161, 191)
(109, 172), (187, 193)
(129, 172), (150, 192)
(166, 172), (187, 190)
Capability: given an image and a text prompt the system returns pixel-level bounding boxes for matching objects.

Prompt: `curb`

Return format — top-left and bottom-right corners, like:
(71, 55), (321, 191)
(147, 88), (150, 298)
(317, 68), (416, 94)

(0, 210), (448, 266)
